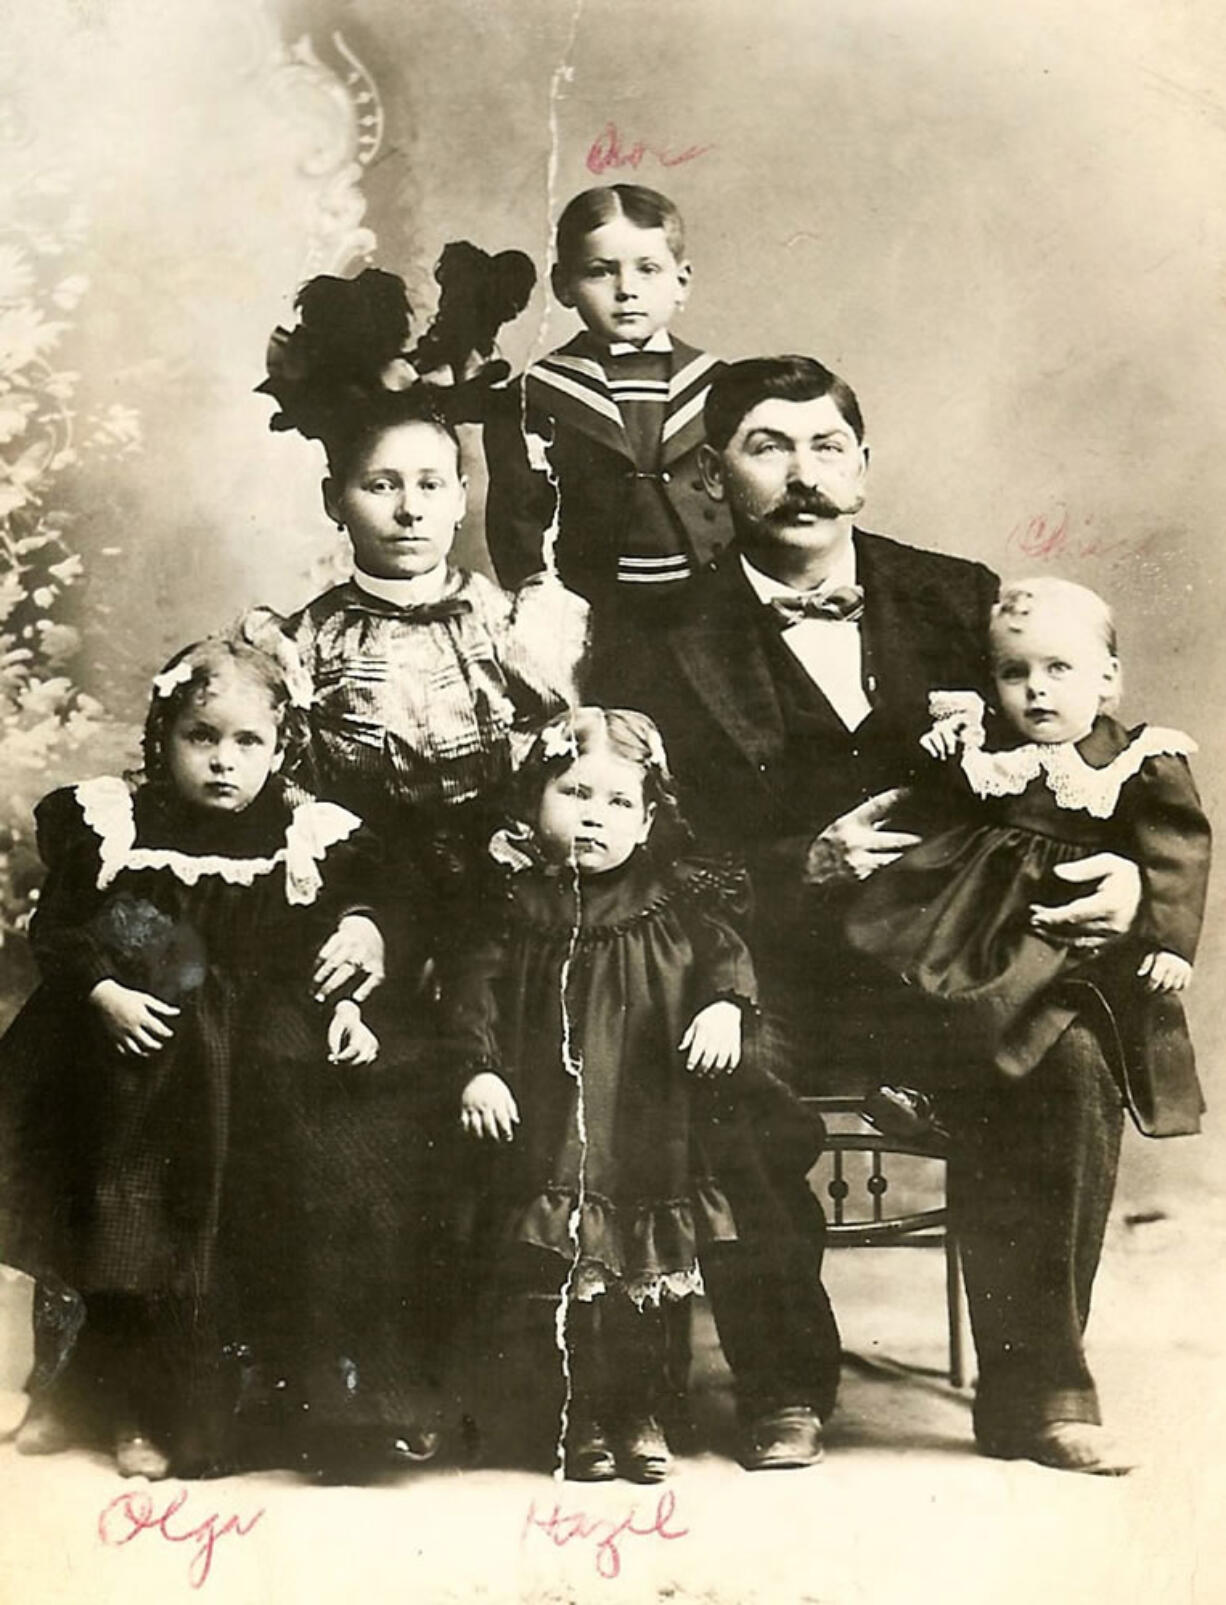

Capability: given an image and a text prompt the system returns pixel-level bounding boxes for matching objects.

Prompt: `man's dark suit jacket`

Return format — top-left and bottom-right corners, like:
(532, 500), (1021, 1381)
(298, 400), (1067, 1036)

(605, 528), (999, 1075)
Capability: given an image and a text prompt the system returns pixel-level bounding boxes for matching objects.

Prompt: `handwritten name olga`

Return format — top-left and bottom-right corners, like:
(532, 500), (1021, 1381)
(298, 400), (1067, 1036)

(98, 1486), (264, 1589)
(522, 1489), (688, 1580)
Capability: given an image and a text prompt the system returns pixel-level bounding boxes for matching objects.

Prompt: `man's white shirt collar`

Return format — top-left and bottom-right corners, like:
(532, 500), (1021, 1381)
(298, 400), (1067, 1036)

(739, 542), (858, 604)
(740, 543), (871, 731)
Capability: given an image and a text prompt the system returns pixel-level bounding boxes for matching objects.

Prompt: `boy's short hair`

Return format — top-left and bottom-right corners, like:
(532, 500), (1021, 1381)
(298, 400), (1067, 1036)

(704, 355), (865, 452)
(554, 184), (686, 273)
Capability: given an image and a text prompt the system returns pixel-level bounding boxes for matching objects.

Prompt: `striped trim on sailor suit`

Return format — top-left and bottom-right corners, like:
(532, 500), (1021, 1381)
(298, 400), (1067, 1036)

(482, 332), (733, 608)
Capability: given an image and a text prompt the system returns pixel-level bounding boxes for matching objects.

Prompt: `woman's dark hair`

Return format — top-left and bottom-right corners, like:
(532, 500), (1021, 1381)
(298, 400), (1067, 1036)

(513, 706), (690, 862)
(322, 385), (463, 484)
(554, 184), (687, 275)
(141, 636), (310, 791)
(703, 355), (865, 451)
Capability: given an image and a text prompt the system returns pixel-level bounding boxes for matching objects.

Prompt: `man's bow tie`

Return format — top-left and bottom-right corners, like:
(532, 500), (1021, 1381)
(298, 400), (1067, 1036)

(769, 584), (865, 627)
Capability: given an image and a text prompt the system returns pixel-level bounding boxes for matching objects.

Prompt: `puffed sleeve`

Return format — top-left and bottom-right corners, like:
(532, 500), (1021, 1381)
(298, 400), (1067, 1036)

(481, 378), (557, 589)
(674, 857), (758, 1011)
(490, 573), (589, 724)
(1117, 753), (1212, 963)
(27, 786), (117, 997)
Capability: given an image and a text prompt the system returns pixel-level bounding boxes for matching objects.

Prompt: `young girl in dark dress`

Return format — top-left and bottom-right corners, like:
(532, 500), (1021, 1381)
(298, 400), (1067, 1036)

(846, 577), (1211, 1138)
(0, 630), (410, 1478)
(442, 708), (817, 1482)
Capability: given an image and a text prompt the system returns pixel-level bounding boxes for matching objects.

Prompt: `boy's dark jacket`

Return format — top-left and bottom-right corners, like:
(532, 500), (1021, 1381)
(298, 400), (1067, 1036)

(482, 333), (732, 600)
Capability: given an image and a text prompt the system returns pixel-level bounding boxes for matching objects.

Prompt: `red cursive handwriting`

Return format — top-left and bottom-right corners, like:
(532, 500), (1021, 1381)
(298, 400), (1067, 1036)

(586, 123), (714, 176)
(98, 1486), (264, 1589)
(1007, 509), (1136, 562)
(522, 1489), (688, 1581)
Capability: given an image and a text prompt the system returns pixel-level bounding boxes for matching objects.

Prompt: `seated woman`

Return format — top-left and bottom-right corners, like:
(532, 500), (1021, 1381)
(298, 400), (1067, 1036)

(254, 268), (588, 1469)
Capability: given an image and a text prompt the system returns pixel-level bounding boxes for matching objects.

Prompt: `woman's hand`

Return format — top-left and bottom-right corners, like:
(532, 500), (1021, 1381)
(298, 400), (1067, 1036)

(679, 1000), (743, 1076)
(461, 1071), (520, 1141)
(89, 979), (180, 1057)
(327, 999), (380, 1066)
(314, 914), (385, 1003)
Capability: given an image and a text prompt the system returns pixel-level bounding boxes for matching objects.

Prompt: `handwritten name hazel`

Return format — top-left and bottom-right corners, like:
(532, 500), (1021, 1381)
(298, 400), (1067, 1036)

(523, 1489), (688, 1580)
(98, 1486), (264, 1589)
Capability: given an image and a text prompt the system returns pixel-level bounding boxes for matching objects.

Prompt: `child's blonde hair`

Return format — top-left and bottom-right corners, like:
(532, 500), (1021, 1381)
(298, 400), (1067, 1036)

(990, 576), (1122, 710)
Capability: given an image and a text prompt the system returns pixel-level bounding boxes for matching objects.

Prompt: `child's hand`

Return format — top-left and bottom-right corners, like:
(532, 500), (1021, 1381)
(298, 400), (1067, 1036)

(89, 979), (180, 1058)
(679, 1000), (742, 1076)
(314, 914), (385, 1003)
(327, 1000), (380, 1066)
(920, 716), (966, 760)
(1137, 950), (1193, 994)
(461, 1072), (520, 1142)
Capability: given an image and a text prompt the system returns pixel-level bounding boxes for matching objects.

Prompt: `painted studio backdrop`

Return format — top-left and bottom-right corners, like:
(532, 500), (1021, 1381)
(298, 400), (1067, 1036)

(0, 0), (1222, 1290)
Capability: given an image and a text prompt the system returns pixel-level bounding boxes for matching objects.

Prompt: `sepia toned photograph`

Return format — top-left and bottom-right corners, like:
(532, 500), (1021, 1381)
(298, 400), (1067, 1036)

(0, 2), (1222, 1601)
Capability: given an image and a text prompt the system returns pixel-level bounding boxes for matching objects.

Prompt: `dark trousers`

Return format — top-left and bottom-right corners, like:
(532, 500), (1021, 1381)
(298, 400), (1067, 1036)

(705, 993), (1123, 1437)
(945, 1018), (1123, 1439)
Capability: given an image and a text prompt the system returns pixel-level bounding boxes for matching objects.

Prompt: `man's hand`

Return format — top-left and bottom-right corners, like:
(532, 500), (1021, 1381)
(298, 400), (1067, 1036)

(1029, 852), (1142, 950)
(803, 787), (921, 886)
(1138, 951), (1193, 994)
(314, 914), (385, 1003)
(461, 1071), (520, 1142)
(89, 979), (180, 1057)
(679, 1000), (743, 1076)
(327, 999), (380, 1066)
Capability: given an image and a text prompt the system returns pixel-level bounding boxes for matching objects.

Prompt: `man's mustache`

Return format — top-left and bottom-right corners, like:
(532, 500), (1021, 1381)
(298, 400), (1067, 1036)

(768, 489), (844, 520)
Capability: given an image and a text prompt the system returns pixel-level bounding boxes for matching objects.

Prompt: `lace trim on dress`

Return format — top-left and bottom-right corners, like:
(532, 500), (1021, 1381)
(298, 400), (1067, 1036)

(569, 1256), (705, 1309)
(74, 777), (362, 905)
(958, 726), (1197, 818)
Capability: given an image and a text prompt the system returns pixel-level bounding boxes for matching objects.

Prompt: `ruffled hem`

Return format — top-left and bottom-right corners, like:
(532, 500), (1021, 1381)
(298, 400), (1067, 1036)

(74, 777), (362, 906)
(505, 1183), (737, 1305)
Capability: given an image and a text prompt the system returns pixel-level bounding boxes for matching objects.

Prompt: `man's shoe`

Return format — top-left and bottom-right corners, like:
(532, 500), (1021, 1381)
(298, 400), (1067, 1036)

(741, 1406), (823, 1471)
(979, 1420), (1136, 1476)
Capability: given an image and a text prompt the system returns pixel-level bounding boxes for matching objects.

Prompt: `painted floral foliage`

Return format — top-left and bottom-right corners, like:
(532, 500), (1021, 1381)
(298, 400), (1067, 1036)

(0, 158), (141, 949)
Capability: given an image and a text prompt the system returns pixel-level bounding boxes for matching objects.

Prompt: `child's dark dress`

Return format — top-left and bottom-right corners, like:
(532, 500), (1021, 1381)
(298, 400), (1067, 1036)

(443, 850), (818, 1300)
(0, 775), (431, 1441)
(845, 712), (1211, 1135)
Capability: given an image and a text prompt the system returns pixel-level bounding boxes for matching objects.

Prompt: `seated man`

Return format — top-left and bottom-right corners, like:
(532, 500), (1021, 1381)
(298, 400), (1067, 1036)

(601, 354), (1143, 1474)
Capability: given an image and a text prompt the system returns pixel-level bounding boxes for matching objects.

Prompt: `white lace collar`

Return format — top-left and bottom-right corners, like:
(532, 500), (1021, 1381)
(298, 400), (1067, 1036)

(75, 777), (362, 907)
(960, 727), (1197, 818)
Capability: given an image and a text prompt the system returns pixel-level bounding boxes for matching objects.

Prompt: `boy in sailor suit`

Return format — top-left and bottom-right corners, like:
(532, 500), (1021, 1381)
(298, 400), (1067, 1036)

(483, 184), (730, 654)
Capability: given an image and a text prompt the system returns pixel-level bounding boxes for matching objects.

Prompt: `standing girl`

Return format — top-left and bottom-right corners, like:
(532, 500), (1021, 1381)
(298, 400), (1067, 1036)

(442, 708), (818, 1481)
(0, 631), (397, 1478)
(847, 576), (1211, 1138)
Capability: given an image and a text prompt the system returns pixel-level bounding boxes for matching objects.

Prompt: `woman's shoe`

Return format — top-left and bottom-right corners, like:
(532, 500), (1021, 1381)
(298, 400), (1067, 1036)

(115, 1427), (171, 1480)
(617, 1416), (672, 1483)
(563, 1417), (617, 1481)
(387, 1424), (442, 1466)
